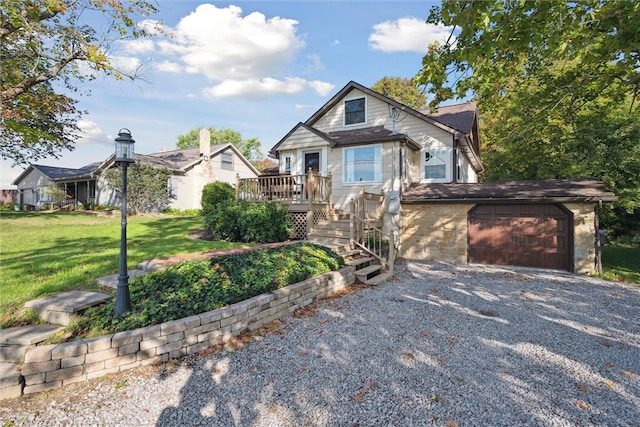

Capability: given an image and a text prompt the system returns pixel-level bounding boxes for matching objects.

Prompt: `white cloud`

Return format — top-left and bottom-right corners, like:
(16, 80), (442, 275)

(305, 54), (324, 73)
(77, 120), (110, 146)
(109, 55), (143, 76)
(369, 17), (453, 53)
(122, 39), (155, 55)
(307, 81), (335, 97)
(203, 78), (334, 99)
(155, 60), (183, 73)
(160, 4), (305, 81)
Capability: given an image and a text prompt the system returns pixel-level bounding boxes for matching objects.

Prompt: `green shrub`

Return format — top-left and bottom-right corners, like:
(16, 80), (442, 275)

(201, 181), (235, 217)
(0, 202), (17, 211)
(71, 243), (344, 336)
(204, 199), (293, 243)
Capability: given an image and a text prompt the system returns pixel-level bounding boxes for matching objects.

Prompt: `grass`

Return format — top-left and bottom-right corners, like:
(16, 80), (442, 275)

(0, 211), (249, 327)
(601, 242), (640, 284)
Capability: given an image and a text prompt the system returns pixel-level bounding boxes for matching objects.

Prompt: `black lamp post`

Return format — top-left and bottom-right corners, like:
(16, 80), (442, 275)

(114, 128), (135, 316)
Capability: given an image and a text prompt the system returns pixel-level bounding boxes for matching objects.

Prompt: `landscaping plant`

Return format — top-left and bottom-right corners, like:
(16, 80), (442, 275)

(68, 242), (344, 338)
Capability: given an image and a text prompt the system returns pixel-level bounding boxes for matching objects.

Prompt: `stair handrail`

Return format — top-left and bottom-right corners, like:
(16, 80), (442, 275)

(350, 199), (395, 274)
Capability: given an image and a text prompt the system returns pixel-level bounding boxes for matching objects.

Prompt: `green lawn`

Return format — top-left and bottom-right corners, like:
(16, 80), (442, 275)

(0, 211), (248, 327)
(601, 243), (640, 284)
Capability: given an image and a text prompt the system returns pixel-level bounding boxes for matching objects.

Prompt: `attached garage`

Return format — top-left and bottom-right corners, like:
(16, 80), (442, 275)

(468, 203), (571, 271)
(400, 179), (618, 274)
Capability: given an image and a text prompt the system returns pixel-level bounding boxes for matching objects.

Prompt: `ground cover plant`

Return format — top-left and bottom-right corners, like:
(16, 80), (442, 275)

(0, 211), (248, 328)
(67, 242), (345, 338)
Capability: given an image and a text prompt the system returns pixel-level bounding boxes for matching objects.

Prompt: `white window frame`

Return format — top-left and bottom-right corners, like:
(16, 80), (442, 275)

(221, 151), (233, 170)
(421, 147), (452, 183)
(344, 96), (366, 126)
(343, 145), (382, 185)
(282, 154), (293, 174)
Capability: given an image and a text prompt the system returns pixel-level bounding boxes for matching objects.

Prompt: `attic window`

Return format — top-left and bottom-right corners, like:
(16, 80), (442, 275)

(221, 152), (233, 170)
(344, 97), (366, 125)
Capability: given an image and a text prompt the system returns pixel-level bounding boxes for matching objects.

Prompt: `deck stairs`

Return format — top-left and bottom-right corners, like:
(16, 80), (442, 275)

(307, 213), (393, 286)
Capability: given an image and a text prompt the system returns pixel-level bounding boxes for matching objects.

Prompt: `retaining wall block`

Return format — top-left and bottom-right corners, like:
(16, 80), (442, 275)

(23, 344), (57, 363)
(199, 310), (222, 325)
(86, 335), (113, 353)
(183, 315), (201, 330)
(141, 324), (162, 340)
(62, 355), (86, 369)
(46, 366), (83, 382)
(166, 331), (184, 344)
(112, 330), (143, 347)
(23, 373), (46, 386)
(140, 336), (168, 351)
(21, 359), (60, 376)
(160, 319), (186, 336)
(104, 354), (137, 370)
(118, 342), (140, 356)
(85, 348), (119, 364)
(52, 341), (87, 359)
(184, 324), (208, 338)
(24, 380), (61, 395)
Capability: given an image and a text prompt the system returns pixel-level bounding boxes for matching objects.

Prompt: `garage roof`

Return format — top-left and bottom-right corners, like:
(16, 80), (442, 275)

(403, 178), (618, 203)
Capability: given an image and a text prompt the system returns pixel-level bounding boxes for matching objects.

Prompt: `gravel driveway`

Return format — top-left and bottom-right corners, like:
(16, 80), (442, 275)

(1, 261), (639, 426)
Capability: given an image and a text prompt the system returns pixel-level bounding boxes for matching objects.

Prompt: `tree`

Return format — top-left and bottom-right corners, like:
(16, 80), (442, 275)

(416, 0), (640, 111)
(1, 0), (158, 165)
(104, 163), (172, 214)
(416, 0), (640, 235)
(371, 77), (427, 109)
(176, 127), (264, 160)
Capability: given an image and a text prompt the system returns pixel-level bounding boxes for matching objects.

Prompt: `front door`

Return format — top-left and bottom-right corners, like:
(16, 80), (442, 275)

(304, 152), (320, 173)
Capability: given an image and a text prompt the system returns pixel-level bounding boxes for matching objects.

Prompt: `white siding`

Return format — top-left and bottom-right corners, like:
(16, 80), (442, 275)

(15, 169), (52, 206)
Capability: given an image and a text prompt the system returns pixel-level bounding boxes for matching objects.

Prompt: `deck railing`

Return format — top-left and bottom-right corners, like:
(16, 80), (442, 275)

(350, 189), (394, 273)
(236, 171), (332, 205)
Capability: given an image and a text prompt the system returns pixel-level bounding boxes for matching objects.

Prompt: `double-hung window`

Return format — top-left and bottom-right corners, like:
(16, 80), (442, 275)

(344, 97), (366, 125)
(343, 145), (381, 184)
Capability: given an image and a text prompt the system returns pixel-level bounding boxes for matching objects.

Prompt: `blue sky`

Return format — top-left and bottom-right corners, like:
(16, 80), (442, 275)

(2, 0), (449, 186)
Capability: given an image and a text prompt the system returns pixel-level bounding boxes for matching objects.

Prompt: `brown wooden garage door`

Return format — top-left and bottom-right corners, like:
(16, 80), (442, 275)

(468, 204), (572, 271)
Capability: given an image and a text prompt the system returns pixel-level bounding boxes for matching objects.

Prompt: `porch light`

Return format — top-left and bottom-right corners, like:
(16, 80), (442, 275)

(114, 128), (135, 316)
(115, 128), (135, 162)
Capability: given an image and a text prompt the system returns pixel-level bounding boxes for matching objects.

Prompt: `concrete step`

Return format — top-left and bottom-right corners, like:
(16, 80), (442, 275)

(355, 264), (382, 283)
(308, 228), (350, 239)
(347, 256), (374, 270)
(307, 240), (351, 254)
(24, 290), (112, 326)
(0, 362), (23, 400)
(96, 270), (148, 289)
(364, 272), (394, 286)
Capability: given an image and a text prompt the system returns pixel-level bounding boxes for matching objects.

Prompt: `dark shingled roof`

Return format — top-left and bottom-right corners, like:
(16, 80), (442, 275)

(419, 103), (477, 134)
(326, 126), (421, 149)
(402, 178), (618, 203)
(32, 163), (101, 180)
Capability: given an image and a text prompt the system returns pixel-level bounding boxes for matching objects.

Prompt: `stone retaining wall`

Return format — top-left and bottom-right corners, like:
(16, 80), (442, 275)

(20, 266), (355, 395)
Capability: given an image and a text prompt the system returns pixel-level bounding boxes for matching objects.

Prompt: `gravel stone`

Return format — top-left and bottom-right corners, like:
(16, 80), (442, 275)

(1, 261), (639, 426)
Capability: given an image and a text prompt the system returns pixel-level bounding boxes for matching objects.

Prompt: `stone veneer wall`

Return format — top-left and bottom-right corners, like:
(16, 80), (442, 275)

(564, 203), (597, 275)
(401, 203), (474, 265)
(400, 202), (597, 275)
(20, 266), (355, 396)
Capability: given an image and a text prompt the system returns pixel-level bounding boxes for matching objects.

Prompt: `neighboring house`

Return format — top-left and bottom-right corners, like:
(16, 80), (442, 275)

(12, 131), (259, 211)
(12, 163), (100, 209)
(238, 81), (617, 274)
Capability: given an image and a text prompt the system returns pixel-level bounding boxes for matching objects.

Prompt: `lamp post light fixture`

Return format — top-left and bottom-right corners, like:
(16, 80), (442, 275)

(114, 128), (135, 316)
